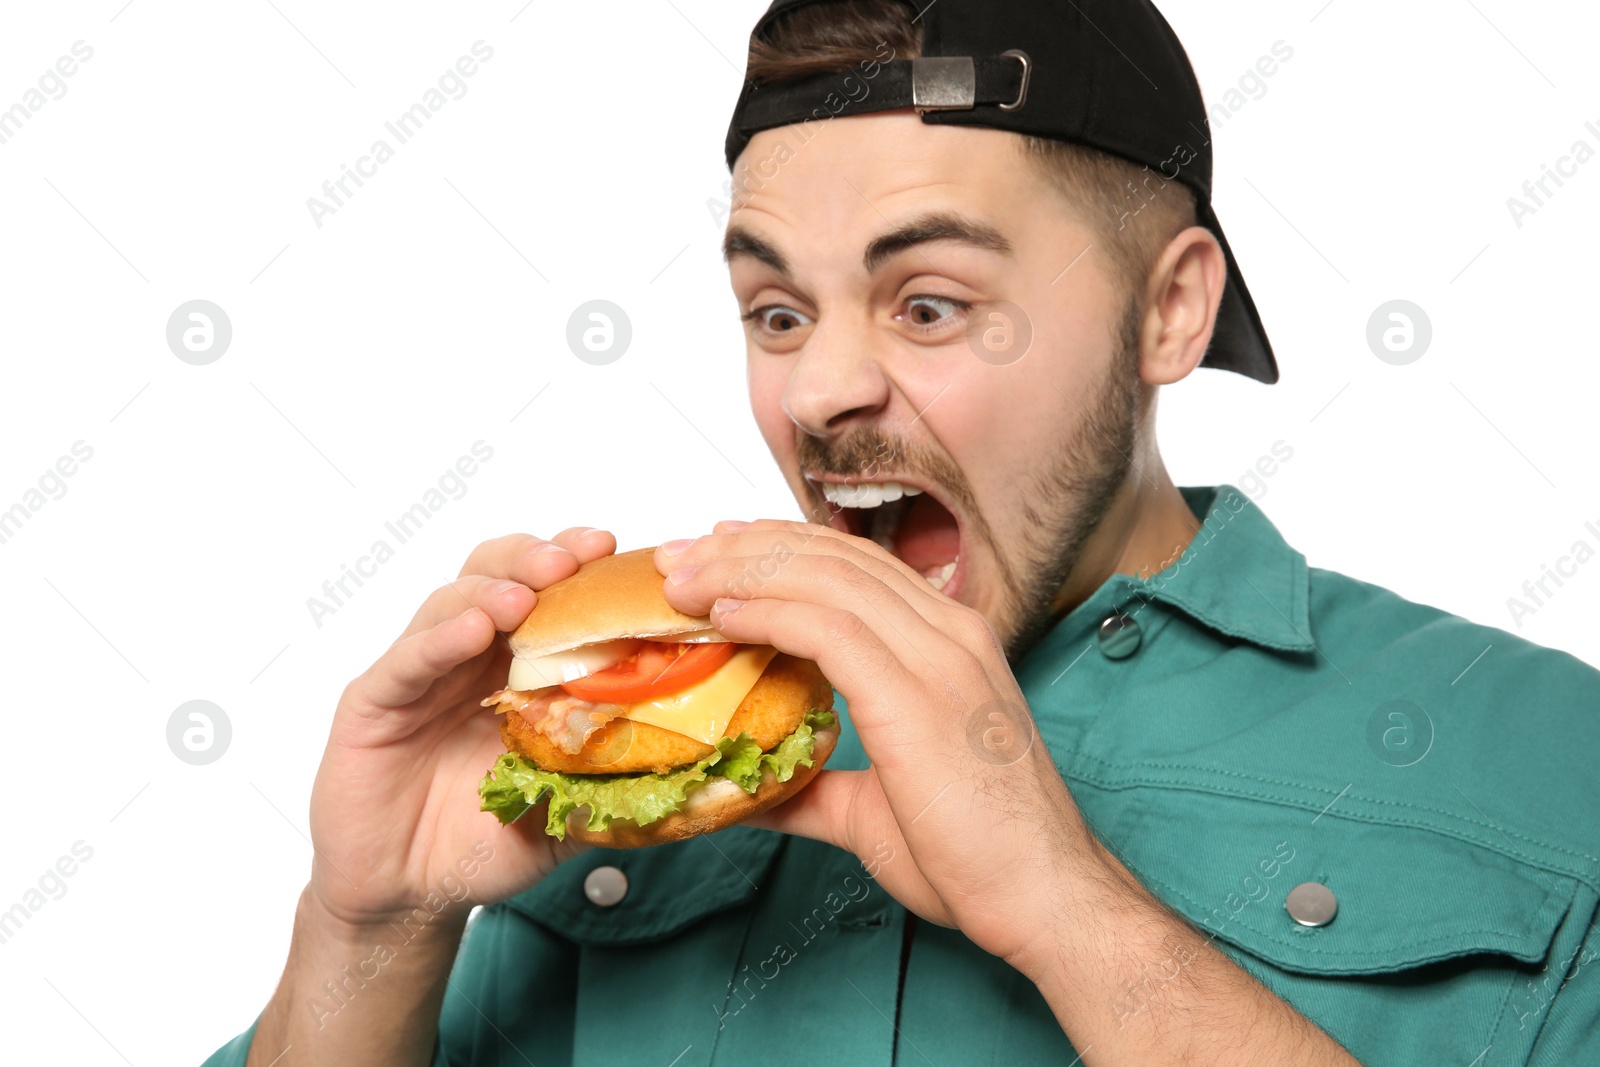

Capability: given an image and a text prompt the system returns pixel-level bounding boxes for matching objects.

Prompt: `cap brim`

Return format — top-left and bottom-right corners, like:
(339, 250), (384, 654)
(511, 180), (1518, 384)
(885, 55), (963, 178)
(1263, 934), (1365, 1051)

(1195, 201), (1278, 384)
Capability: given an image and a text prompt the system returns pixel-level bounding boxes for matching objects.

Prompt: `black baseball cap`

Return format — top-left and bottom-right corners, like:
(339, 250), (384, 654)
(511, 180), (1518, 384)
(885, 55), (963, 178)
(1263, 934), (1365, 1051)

(723, 0), (1278, 384)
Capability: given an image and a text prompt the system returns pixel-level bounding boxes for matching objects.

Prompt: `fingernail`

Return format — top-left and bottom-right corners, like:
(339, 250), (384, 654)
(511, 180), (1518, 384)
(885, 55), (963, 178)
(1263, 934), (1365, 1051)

(718, 520), (750, 532)
(712, 597), (744, 617)
(661, 538), (695, 555)
(667, 566), (699, 586)
(488, 579), (521, 595)
(534, 541), (567, 554)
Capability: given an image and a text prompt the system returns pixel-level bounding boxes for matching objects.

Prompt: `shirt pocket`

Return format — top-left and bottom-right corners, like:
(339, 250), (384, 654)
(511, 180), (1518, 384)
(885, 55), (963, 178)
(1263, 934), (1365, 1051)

(1115, 789), (1583, 1067)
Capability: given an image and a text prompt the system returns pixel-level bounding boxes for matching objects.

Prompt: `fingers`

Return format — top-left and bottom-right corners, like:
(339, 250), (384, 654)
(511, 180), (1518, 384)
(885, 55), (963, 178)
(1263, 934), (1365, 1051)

(502, 800), (594, 866)
(372, 526), (616, 703)
(411, 527), (613, 642)
(700, 596), (927, 728)
(551, 526), (617, 563)
(744, 768), (862, 848)
(711, 518), (944, 595)
(398, 575), (537, 641)
(360, 604), (498, 708)
(747, 770), (916, 896)
(456, 528), (615, 586)
(660, 542), (955, 671)
(658, 521), (946, 617)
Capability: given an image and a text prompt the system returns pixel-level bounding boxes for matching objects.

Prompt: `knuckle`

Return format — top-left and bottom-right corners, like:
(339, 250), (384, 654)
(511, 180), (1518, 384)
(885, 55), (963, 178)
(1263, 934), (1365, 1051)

(956, 608), (1002, 651)
(460, 532), (533, 574)
(952, 648), (993, 690)
(444, 576), (477, 600)
(338, 673), (367, 707)
(824, 609), (869, 647)
(819, 553), (866, 588)
(490, 532), (536, 556)
(842, 530), (881, 557)
(832, 555), (901, 612)
(719, 560), (766, 599)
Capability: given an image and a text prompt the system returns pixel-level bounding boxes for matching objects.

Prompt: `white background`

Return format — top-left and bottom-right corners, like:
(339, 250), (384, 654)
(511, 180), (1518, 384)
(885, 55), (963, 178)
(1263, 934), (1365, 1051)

(1, 1), (1596, 1063)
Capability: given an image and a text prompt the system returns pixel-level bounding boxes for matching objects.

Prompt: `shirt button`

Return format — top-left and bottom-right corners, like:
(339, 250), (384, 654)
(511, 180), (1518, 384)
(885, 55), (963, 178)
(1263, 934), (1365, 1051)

(584, 865), (629, 907)
(1097, 613), (1142, 659)
(1285, 882), (1338, 927)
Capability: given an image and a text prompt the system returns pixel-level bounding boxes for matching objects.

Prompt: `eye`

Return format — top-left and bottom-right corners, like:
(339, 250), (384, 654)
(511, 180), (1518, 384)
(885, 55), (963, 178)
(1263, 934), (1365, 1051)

(742, 304), (814, 334)
(896, 294), (970, 332)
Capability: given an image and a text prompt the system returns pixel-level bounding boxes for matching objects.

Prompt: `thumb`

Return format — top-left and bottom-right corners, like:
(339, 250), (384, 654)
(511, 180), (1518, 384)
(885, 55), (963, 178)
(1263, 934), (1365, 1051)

(744, 768), (868, 851)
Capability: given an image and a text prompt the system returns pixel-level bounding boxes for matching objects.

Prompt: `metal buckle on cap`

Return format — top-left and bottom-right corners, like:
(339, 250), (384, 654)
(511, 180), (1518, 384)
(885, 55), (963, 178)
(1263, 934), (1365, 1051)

(911, 56), (976, 113)
(1000, 49), (1030, 111)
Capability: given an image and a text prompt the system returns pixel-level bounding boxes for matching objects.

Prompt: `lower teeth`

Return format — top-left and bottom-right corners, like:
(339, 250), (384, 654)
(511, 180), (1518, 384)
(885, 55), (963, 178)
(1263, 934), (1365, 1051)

(925, 560), (957, 592)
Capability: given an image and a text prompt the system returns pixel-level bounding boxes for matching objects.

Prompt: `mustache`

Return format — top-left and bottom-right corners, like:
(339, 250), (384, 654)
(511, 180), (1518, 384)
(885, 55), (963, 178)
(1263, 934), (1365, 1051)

(792, 426), (1024, 624)
(794, 429), (980, 526)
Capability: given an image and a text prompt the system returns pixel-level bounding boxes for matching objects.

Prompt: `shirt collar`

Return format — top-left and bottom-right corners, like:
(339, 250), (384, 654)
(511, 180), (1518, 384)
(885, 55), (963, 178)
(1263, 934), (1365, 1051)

(1122, 485), (1316, 654)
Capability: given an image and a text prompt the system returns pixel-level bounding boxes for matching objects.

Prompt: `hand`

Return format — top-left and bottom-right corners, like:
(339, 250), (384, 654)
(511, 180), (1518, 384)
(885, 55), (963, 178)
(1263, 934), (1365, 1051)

(304, 527), (616, 931)
(654, 520), (1106, 968)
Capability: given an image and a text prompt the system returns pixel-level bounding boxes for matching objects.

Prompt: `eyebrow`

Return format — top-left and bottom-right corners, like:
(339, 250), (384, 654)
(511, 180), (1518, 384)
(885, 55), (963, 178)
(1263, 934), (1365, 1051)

(721, 210), (1013, 279)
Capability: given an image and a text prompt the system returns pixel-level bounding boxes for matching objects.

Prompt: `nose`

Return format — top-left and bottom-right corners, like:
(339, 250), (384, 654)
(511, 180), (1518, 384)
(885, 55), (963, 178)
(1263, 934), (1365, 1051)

(780, 321), (891, 436)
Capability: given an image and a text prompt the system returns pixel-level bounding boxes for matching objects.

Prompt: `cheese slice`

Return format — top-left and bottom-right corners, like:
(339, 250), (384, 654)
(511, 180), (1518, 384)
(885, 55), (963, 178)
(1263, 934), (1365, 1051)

(618, 645), (779, 746)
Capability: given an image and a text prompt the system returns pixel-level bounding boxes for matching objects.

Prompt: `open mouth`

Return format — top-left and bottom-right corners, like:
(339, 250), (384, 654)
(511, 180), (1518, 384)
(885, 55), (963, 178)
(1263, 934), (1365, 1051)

(807, 475), (965, 598)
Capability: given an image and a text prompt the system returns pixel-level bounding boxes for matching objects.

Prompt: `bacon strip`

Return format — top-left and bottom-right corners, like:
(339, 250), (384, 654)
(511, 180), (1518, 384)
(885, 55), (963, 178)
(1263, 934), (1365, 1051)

(482, 687), (626, 754)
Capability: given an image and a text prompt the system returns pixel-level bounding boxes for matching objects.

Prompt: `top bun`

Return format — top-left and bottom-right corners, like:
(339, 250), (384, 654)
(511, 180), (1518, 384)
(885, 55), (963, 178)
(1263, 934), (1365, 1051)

(508, 547), (722, 660)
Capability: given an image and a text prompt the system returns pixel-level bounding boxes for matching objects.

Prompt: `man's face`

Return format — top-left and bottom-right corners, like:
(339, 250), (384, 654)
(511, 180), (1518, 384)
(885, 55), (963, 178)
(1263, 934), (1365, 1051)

(725, 111), (1145, 658)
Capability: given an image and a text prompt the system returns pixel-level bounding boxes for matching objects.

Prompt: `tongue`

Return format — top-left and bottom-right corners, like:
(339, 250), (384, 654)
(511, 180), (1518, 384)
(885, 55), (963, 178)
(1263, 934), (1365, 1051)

(892, 493), (960, 575)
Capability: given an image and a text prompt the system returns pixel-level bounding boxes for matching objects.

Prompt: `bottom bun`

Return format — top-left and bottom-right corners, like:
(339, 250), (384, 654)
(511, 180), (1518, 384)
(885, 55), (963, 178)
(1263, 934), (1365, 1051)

(564, 722), (839, 849)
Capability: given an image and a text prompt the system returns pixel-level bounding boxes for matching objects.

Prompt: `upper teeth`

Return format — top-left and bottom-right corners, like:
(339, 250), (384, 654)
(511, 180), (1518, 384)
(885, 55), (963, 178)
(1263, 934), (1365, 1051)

(822, 481), (925, 508)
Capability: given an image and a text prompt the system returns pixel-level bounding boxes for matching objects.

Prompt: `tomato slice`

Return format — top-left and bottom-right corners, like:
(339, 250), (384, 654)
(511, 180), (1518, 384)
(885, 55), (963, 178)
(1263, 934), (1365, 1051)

(559, 641), (737, 703)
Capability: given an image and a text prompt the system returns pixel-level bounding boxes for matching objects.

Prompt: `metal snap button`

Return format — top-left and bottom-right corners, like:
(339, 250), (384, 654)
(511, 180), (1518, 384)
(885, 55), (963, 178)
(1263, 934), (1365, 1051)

(1285, 882), (1338, 927)
(1097, 613), (1141, 659)
(583, 865), (629, 907)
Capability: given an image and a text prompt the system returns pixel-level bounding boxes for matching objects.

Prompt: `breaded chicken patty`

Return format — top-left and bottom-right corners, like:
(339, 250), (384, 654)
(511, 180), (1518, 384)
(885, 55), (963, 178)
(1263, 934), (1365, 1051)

(498, 653), (834, 775)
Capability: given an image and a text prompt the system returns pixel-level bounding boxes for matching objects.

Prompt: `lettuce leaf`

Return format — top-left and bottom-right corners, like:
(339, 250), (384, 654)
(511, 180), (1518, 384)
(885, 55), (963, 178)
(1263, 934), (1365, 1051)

(479, 708), (836, 840)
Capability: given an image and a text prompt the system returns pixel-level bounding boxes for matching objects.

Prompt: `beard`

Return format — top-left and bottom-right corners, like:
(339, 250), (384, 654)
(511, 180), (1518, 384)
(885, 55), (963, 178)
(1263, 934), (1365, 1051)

(999, 299), (1144, 661)
(794, 297), (1145, 663)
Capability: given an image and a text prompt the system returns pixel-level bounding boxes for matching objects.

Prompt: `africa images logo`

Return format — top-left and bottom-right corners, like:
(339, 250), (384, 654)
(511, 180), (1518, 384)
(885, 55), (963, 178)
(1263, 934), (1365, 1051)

(1505, 118), (1600, 229)
(304, 41), (495, 228)
(1505, 518), (1600, 629)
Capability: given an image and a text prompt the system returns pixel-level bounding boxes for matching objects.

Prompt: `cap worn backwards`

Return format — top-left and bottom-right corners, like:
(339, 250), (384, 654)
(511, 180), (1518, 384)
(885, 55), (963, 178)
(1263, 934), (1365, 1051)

(724, 0), (1278, 384)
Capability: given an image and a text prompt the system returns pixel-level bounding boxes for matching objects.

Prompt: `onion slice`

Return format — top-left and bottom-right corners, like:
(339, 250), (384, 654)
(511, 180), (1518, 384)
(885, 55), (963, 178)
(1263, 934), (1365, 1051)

(652, 627), (731, 643)
(507, 638), (642, 691)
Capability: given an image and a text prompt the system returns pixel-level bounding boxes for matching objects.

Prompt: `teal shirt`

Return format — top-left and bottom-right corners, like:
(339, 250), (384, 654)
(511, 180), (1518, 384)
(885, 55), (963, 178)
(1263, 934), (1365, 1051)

(205, 486), (1600, 1066)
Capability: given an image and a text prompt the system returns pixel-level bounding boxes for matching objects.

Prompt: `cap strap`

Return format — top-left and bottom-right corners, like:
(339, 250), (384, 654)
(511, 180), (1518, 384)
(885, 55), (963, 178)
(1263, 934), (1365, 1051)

(736, 54), (1027, 136)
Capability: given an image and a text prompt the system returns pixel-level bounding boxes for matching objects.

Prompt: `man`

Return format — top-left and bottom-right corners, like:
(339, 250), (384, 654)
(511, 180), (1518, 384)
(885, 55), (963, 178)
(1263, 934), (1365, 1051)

(208, 1), (1600, 1064)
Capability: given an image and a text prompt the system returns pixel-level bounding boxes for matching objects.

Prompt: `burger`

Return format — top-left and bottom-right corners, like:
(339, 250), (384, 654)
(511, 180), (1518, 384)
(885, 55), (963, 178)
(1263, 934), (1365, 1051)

(477, 547), (838, 847)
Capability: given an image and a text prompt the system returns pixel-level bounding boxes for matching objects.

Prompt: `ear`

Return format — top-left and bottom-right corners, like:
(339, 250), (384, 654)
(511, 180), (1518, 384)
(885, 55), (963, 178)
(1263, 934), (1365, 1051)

(1138, 226), (1227, 386)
